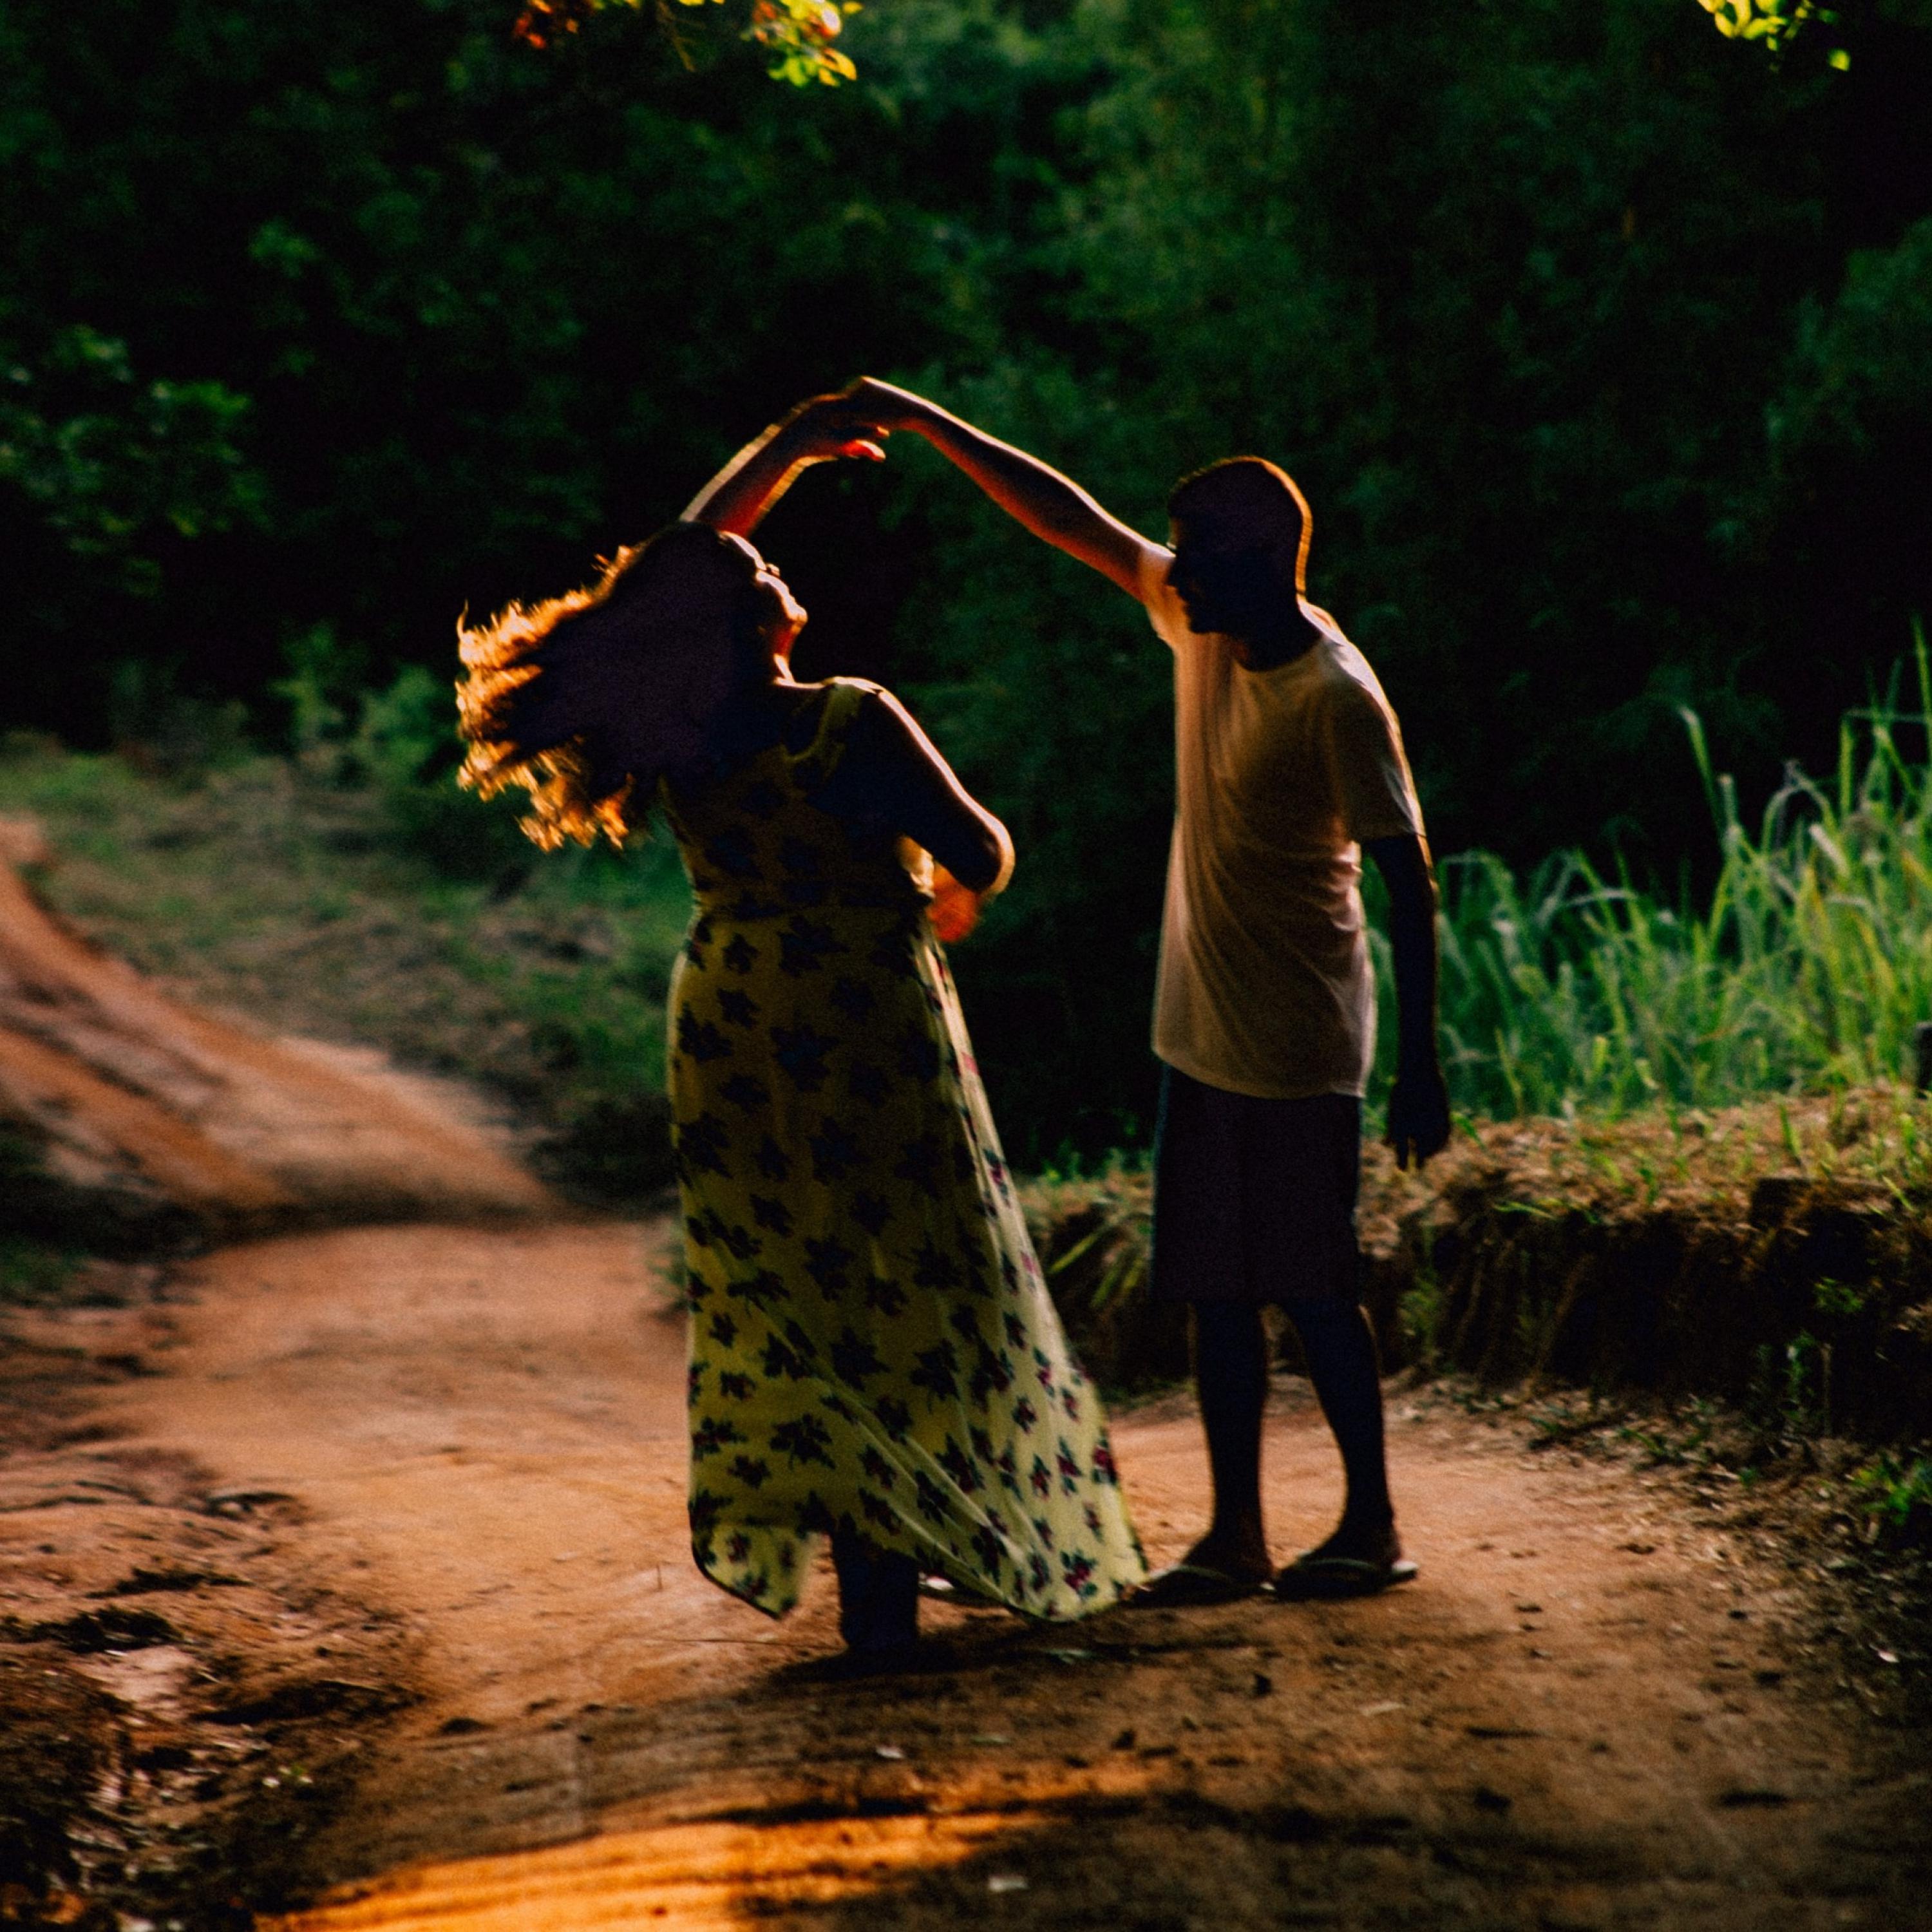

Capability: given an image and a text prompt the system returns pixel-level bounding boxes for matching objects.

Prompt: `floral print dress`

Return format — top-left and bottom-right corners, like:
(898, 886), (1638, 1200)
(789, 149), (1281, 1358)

(660, 677), (1146, 1620)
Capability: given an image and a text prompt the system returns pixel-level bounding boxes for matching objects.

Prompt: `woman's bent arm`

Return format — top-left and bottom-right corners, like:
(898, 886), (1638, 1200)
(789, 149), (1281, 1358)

(812, 690), (1012, 896)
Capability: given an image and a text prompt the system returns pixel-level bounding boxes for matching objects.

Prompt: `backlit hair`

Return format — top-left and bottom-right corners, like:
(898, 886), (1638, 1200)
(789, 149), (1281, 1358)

(1167, 457), (1312, 597)
(455, 521), (758, 850)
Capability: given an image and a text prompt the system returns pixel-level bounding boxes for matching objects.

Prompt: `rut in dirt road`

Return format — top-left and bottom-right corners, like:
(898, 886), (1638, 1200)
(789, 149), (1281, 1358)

(42, 1218), (1924, 1932)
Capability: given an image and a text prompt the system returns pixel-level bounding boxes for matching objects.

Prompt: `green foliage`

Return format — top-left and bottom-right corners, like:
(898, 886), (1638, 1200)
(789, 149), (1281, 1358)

(512, 0), (862, 84)
(1616, 1397), (1722, 1468)
(276, 629), (564, 876)
(3, 0), (1928, 1151)
(1693, 0), (1832, 54)
(0, 325), (263, 596)
(1747, 1329), (1829, 1440)
(1814, 1274), (1871, 1317)
(1766, 216), (1932, 583)
(1851, 1450), (1932, 1547)
(1, 0), (1048, 738)
(274, 625), (365, 762)
(1388, 641), (1932, 1119)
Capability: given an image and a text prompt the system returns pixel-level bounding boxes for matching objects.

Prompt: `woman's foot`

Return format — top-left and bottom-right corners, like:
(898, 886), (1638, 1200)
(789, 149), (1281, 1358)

(831, 1532), (920, 1656)
(823, 1638), (926, 1678)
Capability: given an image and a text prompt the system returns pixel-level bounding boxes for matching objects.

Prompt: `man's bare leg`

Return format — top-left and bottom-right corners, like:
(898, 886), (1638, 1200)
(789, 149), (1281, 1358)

(1175, 1303), (1275, 1584)
(1281, 1300), (1402, 1567)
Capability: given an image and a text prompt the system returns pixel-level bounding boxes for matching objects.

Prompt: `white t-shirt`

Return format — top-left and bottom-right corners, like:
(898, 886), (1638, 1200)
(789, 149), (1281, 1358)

(1139, 548), (1425, 1099)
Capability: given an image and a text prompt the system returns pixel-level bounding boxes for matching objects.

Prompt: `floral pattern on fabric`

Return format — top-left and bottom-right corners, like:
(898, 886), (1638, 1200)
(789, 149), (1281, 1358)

(661, 679), (1146, 1620)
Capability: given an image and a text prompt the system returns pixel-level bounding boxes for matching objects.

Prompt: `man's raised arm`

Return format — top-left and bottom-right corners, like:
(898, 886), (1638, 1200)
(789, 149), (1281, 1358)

(842, 379), (1164, 600)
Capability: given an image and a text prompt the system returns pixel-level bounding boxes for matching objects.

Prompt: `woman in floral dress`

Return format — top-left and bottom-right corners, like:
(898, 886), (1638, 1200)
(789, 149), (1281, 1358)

(456, 399), (1145, 1660)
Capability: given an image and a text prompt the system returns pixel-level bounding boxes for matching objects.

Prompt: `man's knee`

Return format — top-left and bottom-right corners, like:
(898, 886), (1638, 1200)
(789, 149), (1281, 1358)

(1281, 1295), (1377, 1356)
(1192, 1302), (1268, 1388)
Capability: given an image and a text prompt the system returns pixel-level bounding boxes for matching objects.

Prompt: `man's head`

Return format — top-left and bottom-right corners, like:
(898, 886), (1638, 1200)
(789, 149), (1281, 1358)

(1164, 458), (1312, 649)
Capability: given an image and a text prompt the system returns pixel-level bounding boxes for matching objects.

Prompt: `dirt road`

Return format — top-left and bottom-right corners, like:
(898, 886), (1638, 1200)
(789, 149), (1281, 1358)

(2, 1218), (1900, 1931)
(1, 847), (1925, 1930)
(0, 829), (551, 1240)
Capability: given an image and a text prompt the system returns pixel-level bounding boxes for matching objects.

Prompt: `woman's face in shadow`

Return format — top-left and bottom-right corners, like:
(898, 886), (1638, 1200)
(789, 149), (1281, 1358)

(721, 534), (808, 671)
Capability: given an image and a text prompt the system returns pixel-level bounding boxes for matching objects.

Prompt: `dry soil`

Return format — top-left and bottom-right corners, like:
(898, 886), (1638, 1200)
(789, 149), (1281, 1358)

(1, 839), (1926, 1931)
(6, 1218), (1927, 1931)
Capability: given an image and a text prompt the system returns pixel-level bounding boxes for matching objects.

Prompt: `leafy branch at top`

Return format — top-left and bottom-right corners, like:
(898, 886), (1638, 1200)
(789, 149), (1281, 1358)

(1692, 0), (1850, 66)
(513, 0), (860, 84)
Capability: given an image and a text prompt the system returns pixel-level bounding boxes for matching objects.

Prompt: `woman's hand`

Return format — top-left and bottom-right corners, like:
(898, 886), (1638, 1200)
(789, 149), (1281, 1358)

(775, 392), (893, 465)
(683, 394), (887, 533)
(927, 866), (985, 944)
(837, 377), (932, 437)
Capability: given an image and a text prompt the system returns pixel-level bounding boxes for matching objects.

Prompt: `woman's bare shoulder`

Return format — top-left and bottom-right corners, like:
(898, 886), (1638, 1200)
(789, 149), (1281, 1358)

(822, 677), (914, 740)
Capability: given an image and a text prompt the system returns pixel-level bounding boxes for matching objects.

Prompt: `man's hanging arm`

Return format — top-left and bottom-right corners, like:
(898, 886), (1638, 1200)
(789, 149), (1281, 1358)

(1365, 833), (1451, 1170)
(838, 379), (1162, 598)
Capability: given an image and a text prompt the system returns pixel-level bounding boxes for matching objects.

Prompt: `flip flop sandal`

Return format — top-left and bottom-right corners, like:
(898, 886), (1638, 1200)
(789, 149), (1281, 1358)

(1128, 1561), (1270, 1609)
(1271, 1555), (1419, 1602)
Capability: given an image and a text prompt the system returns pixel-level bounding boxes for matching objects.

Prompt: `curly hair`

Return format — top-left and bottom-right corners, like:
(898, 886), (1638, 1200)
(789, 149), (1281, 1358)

(455, 521), (760, 850)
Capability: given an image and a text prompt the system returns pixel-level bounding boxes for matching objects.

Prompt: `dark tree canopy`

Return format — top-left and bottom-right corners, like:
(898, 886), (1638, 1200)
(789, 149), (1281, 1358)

(3, 0), (1929, 1154)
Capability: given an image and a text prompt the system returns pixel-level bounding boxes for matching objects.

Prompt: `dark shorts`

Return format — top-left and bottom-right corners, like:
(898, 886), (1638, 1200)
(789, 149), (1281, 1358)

(1149, 1065), (1361, 1309)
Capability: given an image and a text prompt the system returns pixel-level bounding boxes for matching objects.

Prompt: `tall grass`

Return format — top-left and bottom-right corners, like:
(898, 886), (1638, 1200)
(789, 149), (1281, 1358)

(1394, 629), (1932, 1119)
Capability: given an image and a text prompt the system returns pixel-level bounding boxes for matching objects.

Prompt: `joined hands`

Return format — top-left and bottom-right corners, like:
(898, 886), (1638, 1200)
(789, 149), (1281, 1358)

(775, 387), (901, 466)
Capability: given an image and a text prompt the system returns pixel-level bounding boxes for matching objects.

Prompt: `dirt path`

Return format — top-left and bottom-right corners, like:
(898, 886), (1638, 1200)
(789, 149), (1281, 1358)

(0, 833), (551, 1237)
(11, 1218), (1906, 1932)
(1, 844), (1924, 1929)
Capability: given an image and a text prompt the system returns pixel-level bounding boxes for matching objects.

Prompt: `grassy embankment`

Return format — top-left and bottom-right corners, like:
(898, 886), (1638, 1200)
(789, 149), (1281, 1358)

(0, 670), (692, 1222)
(3, 661), (1931, 1546)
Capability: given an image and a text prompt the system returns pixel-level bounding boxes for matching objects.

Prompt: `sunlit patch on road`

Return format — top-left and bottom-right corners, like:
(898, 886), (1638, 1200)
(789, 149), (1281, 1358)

(269, 1808), (1030, 1930)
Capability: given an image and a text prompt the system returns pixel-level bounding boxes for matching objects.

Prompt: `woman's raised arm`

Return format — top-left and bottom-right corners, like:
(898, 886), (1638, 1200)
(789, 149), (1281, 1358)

(683, 396), (889, 536)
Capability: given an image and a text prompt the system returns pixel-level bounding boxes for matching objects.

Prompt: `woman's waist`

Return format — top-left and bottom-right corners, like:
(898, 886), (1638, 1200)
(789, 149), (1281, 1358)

(688, 883), (929, 925)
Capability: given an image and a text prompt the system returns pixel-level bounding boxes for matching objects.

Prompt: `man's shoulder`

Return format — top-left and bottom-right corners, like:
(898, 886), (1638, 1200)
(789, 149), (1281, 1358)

(1135, 540), (1177, 593)
(1307, 625), (1397, 719)
(1135, 545), (1186, 643)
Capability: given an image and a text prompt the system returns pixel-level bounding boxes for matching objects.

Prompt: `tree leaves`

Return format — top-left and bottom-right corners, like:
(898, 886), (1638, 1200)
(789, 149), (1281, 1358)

(512, 0), (862, 85)
(0, 327), (263, 595)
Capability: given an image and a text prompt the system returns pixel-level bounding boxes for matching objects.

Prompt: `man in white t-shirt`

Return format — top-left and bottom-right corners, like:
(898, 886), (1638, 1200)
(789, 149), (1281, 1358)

(829, 379), (1452, 1604)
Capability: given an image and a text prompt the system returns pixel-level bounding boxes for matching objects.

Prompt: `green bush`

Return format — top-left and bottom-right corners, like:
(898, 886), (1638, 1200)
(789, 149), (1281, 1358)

(1852, 1451), (1932, 1549)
